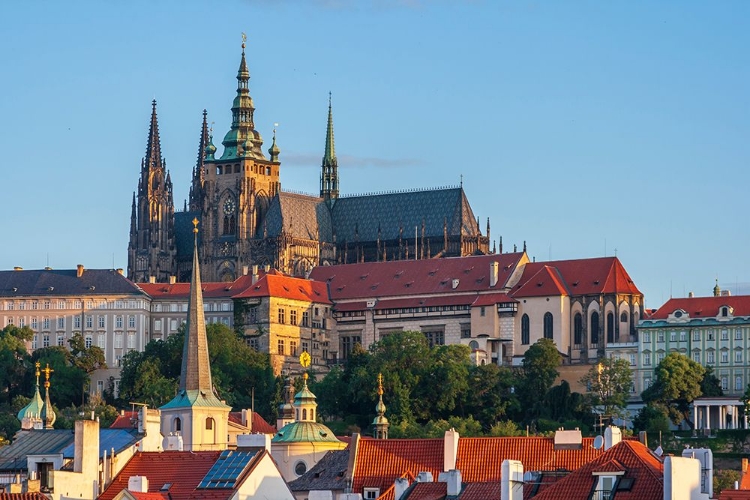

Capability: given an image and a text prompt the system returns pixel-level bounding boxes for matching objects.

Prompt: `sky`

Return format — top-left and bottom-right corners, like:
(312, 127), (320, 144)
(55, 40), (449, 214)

(0, 0), (748, 308)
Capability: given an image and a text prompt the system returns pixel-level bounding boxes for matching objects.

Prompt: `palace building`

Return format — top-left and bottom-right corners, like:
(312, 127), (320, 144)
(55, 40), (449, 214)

(127, 41), (491, 284)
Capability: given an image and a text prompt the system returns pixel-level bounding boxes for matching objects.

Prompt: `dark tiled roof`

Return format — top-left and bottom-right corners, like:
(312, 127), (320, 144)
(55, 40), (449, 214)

(0, 269), (144, 298)
(288, 450), (349, 492)
(0, 430), (74, 471)
(310, 253), (525, 301)
(175, 211), (201, 260)
(331, 187), (480, 243)
(264, 192), (332, 241)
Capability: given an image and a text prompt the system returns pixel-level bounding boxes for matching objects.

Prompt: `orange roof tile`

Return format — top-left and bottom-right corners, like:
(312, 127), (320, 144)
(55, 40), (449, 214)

(353, 439), (444, 494)
(0, 494), (51, 500)
(99, 451), (221, 500)
(459, 482), (501, 500)
(648, 295), (750, 320)
(128, 493), (168, 500)
(741, 466), (750, 490)
(530, 440), (663, 500)
(719, 491), (750, 500)
(226, 412), (276, 434)
(512, 265), (569, 298)
(110, 411), (139, 429)
(310, 253), (526, 300)
(232, 274), (331, 304)
(402, 482), (446, 500)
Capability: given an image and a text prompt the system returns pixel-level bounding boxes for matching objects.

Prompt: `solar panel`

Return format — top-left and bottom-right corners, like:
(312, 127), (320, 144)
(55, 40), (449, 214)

(197, 450), (258, 489)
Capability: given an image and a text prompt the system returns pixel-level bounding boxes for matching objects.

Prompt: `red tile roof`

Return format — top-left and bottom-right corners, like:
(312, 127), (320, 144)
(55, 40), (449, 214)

(530, 440), (663, 500)
(402, 482), (446, 500)
(127, 493), (168, 500)
(138, 282), (240, 299)
(471, 293), (517, 307)
(512, 266), (569, 298)
(648, 295), (750, 320)
(110, 411), (139, 429)
(741, 465), (750, 490)
(719, 491), (750, 500)
(512, 257), (641, 298)
(99, 451), (221, 500)
(310, 253), (526, 300)
(0, 494), (51, 500)
(458, 482), (501, 500)
(232, 274), (331, 304)
(354, 436), (605, 497)
(227, 412), (277, 434)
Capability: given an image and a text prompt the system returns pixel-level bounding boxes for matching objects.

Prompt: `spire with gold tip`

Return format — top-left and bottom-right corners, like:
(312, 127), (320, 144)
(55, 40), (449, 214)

(18, 362), (45, 430)
(41, 363), (56, 429)
(372, 373), (389, 439)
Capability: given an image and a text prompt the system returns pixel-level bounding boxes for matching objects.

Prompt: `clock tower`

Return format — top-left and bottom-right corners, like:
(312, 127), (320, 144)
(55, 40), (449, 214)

(198, 38), (281, 282)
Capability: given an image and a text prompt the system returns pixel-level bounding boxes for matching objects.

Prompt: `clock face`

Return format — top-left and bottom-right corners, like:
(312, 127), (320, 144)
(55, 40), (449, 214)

(299, 351), (311, 368)
(223, 198), (236, 215)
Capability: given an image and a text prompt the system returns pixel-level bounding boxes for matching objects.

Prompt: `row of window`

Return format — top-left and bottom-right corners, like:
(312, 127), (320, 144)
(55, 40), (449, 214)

(375, 305), (471, 316)
(215, 163), (272, 176)
(643, 350), (747, 366)
(152, 302), (232, 312)
(5, 315), (139, 329)
(520, 313), (554, 345)
(31, 332), (137, 350)
(0, 300), (146, 310)
(277, 307), (328, 326)
(642, 328), (747, 343)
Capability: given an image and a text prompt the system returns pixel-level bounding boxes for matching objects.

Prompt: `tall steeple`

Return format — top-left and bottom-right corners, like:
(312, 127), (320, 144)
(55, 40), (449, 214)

(220, 35), (265, 160)
(41, 364), (56, 430)
(372, 373), (389, 439)
(160, 219), (230, 451)
(320, 93), (339, 203)
(189, 110), (209, 212)
(145, 100), (163, 169)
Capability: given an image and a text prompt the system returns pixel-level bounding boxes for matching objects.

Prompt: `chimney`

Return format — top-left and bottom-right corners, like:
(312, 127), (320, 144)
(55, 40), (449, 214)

(416, 472), (433, 483)
(664, 455), (703, 499)
(236, 433), (271, 451)
(440, 470), (462, 497)
(501, 459), (524, 500)
(117, 268), (124, 275)
(681, 447), (713, 497)
(242, 265), (249, 276)
(252, 265), (259, 284)
(264, 264), (271, 272)
(77, 264), (84, 278)
(604, 426), (621, 450)
(490, 261), (499, 287)
(163, 433), (184, 451)
(169, 276), (176, 285)
(149, 276), (156, 284)
(451, 279), (460, 289)
(638, 431), (648, 447)
(443, 428), (459, 471)
(688, 291), (694, 298)
(742, 457), (748, 473)
(128, 476), (149, 493)
(722, 290), (732, 297)
(73, 418), (100, 487)
(394, 477), (410, 500)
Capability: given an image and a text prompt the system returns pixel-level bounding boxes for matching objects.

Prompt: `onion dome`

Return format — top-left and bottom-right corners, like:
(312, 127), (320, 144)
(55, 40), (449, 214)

(17, 362), (44, 429)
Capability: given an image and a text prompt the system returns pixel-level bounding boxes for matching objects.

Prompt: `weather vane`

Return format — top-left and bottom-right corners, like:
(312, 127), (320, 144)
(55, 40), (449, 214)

(241, 32), (247, 49)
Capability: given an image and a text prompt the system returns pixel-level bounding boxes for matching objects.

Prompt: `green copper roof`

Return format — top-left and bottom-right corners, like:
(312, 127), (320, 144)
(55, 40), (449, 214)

(272, 421), (341, 444)
(17, 380), (44, 422)
(323, 94), (336, 164)
(294, 386), (317, 404)
(161, 389), (230, 410)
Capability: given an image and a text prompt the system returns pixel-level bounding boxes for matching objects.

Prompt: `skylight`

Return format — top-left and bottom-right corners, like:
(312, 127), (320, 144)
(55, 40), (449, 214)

(197, 449), (258, 489)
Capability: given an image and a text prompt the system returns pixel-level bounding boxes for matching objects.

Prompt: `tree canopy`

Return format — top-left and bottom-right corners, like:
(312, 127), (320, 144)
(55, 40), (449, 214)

(579, 357), (633, 419)
(642, 353), (705, 426)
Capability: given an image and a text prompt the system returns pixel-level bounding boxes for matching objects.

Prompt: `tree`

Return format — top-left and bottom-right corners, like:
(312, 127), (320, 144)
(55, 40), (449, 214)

(31, 347), (89, 409)
(461, 364), (518, 430)
(700, 365), (723, 398)
(579, 357), (633, 420)
(642, 353), (705, 426)
(632, 404), (671, 433)
(68, 333), (107, 373)
(516, 338), (561, 421)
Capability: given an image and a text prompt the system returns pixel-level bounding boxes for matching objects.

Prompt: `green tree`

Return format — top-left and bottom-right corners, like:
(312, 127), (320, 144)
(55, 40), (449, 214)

(68, 332), (107, 373)
(579, 357), (633, 419)
(632, 404), (671, 433)
(516, 338), (561, 421)
(700, 365), (723, 398)
(461, 363), (518, 430)
(642, 353), (705, 426)
(31, 347), (89, 409)
(0, 325), (33, 406)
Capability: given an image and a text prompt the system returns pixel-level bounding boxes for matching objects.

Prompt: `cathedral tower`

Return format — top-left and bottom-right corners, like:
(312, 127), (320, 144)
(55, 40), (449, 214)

(127, 100), (176, 282)
(199, 38), (282, 282)
(320, 93), (339, 203)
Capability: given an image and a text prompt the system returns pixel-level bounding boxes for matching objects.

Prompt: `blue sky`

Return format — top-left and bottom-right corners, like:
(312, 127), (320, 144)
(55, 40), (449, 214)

(1, 1), (747, 308)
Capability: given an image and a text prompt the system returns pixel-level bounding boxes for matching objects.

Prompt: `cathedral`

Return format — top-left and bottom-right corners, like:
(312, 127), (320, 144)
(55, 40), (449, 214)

(128, 41), (491, 283)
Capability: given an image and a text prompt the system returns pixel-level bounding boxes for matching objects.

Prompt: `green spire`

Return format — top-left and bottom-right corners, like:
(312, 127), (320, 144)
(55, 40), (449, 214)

(220, 37), (264, 160)
(17, 362), (44, 428)
(268, 126), (280, 162)
(320, 93), (339, 202)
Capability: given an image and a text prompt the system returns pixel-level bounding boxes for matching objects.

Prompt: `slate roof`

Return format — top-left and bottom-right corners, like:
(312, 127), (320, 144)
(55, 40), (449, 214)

(330, 187), (481, 243)
(232, 273), (331, 304)
(511, 257), (641, 298)
(60, 429), (140, 460)
(0, 430), (74, 471)
(647, 295), (750, 320)
(98, 451), (221, 500)
(309, 252), (526, 301)
(288, 450), (349, 492)
(175, 211), (201, 260)
(0, 269), (144, 298)
(530, 440), (664, 500)
(264, 192), (333, 241)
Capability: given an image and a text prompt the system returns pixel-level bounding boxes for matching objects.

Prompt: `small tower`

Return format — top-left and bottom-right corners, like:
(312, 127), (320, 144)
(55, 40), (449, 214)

(268, 126), (280, 163)
(372, 373), (389, 439)
(160, 218), (231, 451)
(320, 93), (339, 204)
(17, 362), (45, 430)
(41, 363), (56, 429)
(713, 279), (721, 297)
(276, 369), (296, 431)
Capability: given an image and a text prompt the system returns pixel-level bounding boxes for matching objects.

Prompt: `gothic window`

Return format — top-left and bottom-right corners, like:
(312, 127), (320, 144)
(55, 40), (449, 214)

(607, 312), (615, 343)
(543, 312), (553, 339)
(620, 312), (628, 323)
(574, 313), (583, 346)
(521, 314), (530, 345)
(591, 311), (600, 346)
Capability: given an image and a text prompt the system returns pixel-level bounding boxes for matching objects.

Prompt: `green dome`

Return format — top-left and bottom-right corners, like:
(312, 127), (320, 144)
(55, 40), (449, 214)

(17, 386), (44, 422)
(272, 421), (341, 444)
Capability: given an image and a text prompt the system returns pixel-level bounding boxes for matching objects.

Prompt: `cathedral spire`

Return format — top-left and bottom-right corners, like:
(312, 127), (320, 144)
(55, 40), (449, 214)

(320, 92), (339, 203)
(189, 110), (209, 211)
(145, 100), (163, 170)
(180, 219), (213, 393)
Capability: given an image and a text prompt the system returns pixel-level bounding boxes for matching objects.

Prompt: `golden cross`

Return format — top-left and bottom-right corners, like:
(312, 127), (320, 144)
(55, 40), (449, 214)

(241, 32), (247, 49)
(35, 361), (40, 378)
(192, 217), (199, 234)
(42, 363), (53, 388)
(377, 373), (383, 396)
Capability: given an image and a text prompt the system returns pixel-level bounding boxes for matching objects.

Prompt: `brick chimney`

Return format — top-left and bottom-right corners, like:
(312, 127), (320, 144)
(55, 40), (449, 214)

(77, 264), (85, 278)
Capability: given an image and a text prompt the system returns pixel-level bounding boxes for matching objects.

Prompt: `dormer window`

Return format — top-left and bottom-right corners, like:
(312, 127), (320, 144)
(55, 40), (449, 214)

(722, 307), (729, 317)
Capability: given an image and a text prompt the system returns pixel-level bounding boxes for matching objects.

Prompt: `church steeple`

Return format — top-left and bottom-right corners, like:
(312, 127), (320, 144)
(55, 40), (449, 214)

(41, 364), (56, 430)
(320, 93), (339, 203)
(17, 362), (45, 430)
(372, 373), (389, 439)
(220, 35), (265, 160)
(145, 100), (163, 170)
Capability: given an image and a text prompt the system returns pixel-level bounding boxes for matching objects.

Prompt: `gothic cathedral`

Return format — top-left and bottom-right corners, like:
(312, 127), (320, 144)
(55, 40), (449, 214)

(128, 42), (491, 283)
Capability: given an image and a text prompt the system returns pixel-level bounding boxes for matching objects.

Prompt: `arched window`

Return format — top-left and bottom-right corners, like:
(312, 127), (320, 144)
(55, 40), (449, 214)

(223, 216), (230, 235)
(302, 408), (307, 420)
(574, 313), (583, 346)
(206, 417), (214, 430)
(174, 417), (181, 432)
(620, 312), (628, 323)
(469, 340), (479, 350)
(607, 312), (615, 343)
(311, 409), (314, 421)
(521, 314), (530, 345)
(591, 312), (600, 346)
(543, 312), (553, 339)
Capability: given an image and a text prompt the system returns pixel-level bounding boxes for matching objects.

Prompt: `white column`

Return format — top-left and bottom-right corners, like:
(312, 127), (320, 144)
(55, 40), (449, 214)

(734, 406), (739, 429)
(744, 409), (748, 429)
(694, 405), (698, 430)
(720, 406), (725, 430)
(706, 405), (711, 430)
